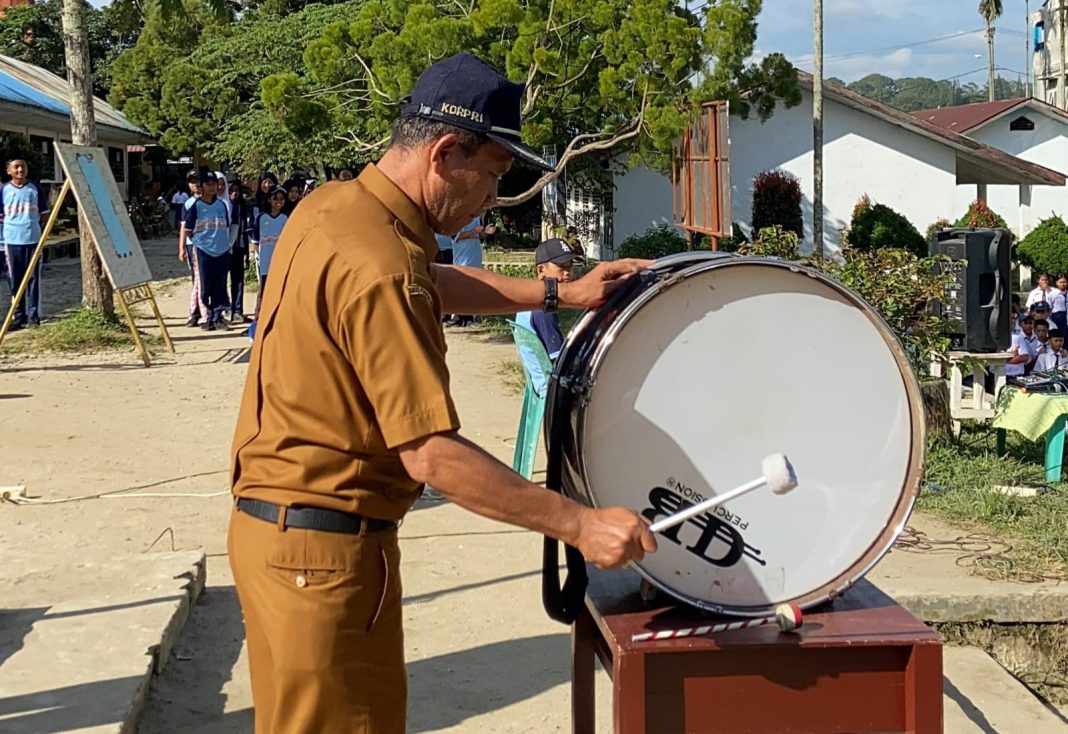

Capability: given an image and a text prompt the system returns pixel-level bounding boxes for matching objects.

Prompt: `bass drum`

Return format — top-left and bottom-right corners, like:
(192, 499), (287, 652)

(546, 253), (925, 616)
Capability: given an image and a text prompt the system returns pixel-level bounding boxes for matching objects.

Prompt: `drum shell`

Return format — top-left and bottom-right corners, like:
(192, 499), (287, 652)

(546, 255), (925, 616)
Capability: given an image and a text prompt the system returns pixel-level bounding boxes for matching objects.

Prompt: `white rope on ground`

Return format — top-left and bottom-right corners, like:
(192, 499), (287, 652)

(0, 470), (231, 506)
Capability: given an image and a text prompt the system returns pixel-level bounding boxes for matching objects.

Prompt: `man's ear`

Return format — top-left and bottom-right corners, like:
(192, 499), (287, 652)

(428, 133), (464, 176)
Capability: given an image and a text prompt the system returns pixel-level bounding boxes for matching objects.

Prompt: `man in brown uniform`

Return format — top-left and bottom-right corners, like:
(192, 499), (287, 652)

(229, 52), (657, 733)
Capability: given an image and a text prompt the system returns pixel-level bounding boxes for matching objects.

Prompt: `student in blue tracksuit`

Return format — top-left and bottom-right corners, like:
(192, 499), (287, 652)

(2, 159), (49, 329)
(182, 171), (231, 330)
(250, 186), (288, 323)
(514, 238), (581, 395)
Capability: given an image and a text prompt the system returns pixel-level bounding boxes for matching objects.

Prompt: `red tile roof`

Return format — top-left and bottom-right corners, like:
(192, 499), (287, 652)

(912, 99), (1031, 133)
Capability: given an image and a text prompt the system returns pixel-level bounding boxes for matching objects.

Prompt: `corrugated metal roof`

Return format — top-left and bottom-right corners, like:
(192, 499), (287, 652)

(911, 99), (1028, 133)
(0, 54), (145, 136)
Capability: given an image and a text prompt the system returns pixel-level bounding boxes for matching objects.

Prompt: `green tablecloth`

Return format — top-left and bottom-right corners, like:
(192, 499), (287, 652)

(993, 387), (1068, 441)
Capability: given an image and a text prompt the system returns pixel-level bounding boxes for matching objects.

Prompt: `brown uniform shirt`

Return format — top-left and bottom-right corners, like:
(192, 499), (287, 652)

(230, 164), (460, 521)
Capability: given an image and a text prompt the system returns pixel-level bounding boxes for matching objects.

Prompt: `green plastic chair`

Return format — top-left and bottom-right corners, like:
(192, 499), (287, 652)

(508, 319), (554, 480)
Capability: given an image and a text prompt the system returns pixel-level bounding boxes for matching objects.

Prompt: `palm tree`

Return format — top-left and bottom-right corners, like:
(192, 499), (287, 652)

(979, 0), (1003, 102)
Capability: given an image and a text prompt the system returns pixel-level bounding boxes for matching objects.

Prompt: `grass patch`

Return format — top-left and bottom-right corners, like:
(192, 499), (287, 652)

(919, 427), (1068, 581)
(0, 307), (162, 355)
(497, 358), (526, 395)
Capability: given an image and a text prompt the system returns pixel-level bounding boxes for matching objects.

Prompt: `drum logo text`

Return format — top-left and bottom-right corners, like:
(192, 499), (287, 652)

(641, 486), (766, 568)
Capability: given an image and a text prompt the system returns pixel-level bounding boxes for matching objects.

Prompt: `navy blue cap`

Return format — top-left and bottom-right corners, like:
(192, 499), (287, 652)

(535, 238), (583, 266)
(1033, 301), (1052, 312)
(401, 53), (554, 172)
(198, 171), (218, 184)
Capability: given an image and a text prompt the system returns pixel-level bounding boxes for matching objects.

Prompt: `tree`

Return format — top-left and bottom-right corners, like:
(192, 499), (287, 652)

(978, 0), (1002, 102)
(62, 0), (112, 316)
(1, 0), (138, 97)
(260, 0), (800, 205)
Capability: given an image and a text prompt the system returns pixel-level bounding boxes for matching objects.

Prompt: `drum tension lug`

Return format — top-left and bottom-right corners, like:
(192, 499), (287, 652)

(559, 376), (591, 401)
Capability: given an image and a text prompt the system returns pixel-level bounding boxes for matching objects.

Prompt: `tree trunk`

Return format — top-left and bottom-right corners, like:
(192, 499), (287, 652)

(921, 378), (952, 438)
(987, 24), (997, 102)
(61, 0), (113, 318)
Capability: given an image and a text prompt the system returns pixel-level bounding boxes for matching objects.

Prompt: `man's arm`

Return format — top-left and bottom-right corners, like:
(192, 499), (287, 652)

(178, 206), (196, 261)
(431, 259), (651, 315)
(398, 431), (656, 569)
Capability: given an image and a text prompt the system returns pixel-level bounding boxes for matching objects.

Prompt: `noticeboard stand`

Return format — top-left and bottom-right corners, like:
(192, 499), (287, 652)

(0, 177), (174, 367)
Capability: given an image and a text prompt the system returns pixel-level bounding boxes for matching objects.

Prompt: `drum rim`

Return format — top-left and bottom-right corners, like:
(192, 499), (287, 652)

(573, 256), (926, 616)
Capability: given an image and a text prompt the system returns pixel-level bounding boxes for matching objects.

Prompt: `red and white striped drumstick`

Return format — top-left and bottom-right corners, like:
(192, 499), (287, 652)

(631, 603), (803, 642)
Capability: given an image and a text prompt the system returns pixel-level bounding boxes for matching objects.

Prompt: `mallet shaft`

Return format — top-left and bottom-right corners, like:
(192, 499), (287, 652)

(648, 476), (766, 534)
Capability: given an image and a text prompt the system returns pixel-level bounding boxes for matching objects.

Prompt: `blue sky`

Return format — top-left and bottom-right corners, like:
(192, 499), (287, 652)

(756, 0), (1034, 85)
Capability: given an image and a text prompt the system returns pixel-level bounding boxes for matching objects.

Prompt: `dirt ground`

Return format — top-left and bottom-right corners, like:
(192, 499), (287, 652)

(0, 236), (605, 732)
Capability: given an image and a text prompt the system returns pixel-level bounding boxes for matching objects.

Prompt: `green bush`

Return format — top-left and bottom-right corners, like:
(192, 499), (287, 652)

(617, 226), (691, 259)
(752, 169), (803, 236)
(847, 195), (926, 256)
(1016, 215), (1068, 277)
(955, 199), (1009, 231)
(739, 226), (801, 260)
(738, 239), (955, 373)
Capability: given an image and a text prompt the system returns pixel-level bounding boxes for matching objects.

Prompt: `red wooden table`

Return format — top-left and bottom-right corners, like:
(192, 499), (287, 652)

(571, 570), (942, 734)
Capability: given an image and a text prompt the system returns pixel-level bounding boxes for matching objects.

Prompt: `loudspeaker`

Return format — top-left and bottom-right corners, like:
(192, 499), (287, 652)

(929, 228), (1012, 353)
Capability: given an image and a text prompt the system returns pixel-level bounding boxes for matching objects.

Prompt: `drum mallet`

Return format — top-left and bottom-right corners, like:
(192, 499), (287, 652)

(631, 604), (803, 642)
(648, 453), (798, 534)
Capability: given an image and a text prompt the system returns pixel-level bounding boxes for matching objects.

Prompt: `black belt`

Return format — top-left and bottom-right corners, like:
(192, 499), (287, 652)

(236, 498), (398, 534)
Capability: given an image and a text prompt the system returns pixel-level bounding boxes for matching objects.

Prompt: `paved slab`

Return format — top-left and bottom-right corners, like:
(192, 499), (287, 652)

(944, 646), (1068, 732)
(870, 514), (1068, 623)
(0, 551), (205, 734)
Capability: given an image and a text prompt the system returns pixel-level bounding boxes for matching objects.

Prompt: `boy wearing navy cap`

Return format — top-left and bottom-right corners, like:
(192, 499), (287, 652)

(182, 172), (231, 330)
(514, 238), (581, 394)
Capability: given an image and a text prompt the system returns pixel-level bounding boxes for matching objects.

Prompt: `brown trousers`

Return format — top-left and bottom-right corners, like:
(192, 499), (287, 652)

(228, 506), (406, 733)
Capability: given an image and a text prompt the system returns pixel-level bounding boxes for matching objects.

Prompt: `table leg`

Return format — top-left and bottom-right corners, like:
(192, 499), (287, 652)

(613, 651), (646, 734)
(904, 643), (943, 734)
(996, 428), (1007, 457)
(1045, 415), (1067, 483)
(572, 607), (596, 734)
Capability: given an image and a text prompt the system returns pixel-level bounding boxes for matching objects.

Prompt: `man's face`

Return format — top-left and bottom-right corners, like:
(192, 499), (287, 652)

(428, 136), (511, 236)
(1022, 320), (1034, 336)
(1053, 337), (1065, 352)
(7, 160), (27, 184)
(201, 180), (217, 198)
(537, 260), (574, 282)
(1037, 324), (1050, 342)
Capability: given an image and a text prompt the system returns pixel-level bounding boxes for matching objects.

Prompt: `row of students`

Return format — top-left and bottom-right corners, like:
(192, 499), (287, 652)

(1025, 273), (1068, 333)
(178, 170), (290, 331)
(1008, 315), (1068, 376)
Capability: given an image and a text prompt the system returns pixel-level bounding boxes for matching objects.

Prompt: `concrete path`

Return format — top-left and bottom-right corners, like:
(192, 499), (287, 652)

(0, 551), (205, 734)
(945, 646), (1067, 733)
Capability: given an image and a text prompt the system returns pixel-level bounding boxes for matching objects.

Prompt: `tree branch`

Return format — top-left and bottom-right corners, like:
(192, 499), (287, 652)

(496, 87), (649, 207)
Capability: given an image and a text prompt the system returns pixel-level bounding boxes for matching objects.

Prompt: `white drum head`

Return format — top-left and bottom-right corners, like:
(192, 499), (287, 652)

(580, 261), (920, 613)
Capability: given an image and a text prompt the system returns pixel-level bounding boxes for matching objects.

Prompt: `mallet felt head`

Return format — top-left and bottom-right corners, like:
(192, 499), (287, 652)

(774, 603), (803, 631)
(762, 453), (798, 495)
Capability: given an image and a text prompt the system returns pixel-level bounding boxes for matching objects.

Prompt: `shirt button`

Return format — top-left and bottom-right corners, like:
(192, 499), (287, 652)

(295, 574), (307, 588)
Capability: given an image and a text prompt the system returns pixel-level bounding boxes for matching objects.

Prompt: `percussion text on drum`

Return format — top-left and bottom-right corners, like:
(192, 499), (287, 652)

(668, 477), (750, 531)
(641, 487), (766, 568)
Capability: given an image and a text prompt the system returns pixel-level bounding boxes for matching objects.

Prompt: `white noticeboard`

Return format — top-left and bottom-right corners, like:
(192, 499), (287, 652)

(55, 144), (153, 289)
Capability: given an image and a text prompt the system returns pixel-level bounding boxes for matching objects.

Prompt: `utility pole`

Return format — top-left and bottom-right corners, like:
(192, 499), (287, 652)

(1060, 0), (1066, 108)
(61, 0), (113, 316)
(813, 0), (824, 257)
(1026, 0), (1032, 97)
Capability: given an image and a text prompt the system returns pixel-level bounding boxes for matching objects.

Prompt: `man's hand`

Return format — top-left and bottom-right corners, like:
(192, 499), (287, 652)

(574, 506), (658, 569)
(558, 259), (652, 309)
(178, 247), (186, 263)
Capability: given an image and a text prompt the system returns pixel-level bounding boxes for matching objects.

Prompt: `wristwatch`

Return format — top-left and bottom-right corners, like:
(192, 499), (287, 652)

(543, 277), (559, 313)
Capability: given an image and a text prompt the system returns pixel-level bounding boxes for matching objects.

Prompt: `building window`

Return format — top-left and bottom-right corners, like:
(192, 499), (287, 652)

(1010, 116), (1036, 131)
(1035, 21), (1045, 52)
(108, 146), (125, 182)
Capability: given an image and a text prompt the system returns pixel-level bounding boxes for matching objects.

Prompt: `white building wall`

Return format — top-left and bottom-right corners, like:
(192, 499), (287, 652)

(611, 164), (678, 248)
(954, 110), (1068, 238)
(730, 89), (957, 253)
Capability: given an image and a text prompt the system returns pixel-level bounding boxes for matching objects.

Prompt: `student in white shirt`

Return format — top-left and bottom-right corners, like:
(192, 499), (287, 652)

(1051, 275), (1068, 334)
(1031, 302), (1059, 332)
(1036, 331), (1068, 373)
(1026, 273), (1056, 308)
(1007, 316), (1037, 377)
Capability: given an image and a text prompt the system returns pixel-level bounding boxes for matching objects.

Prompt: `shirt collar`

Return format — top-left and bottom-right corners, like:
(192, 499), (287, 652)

(358, 163), (437, 258)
